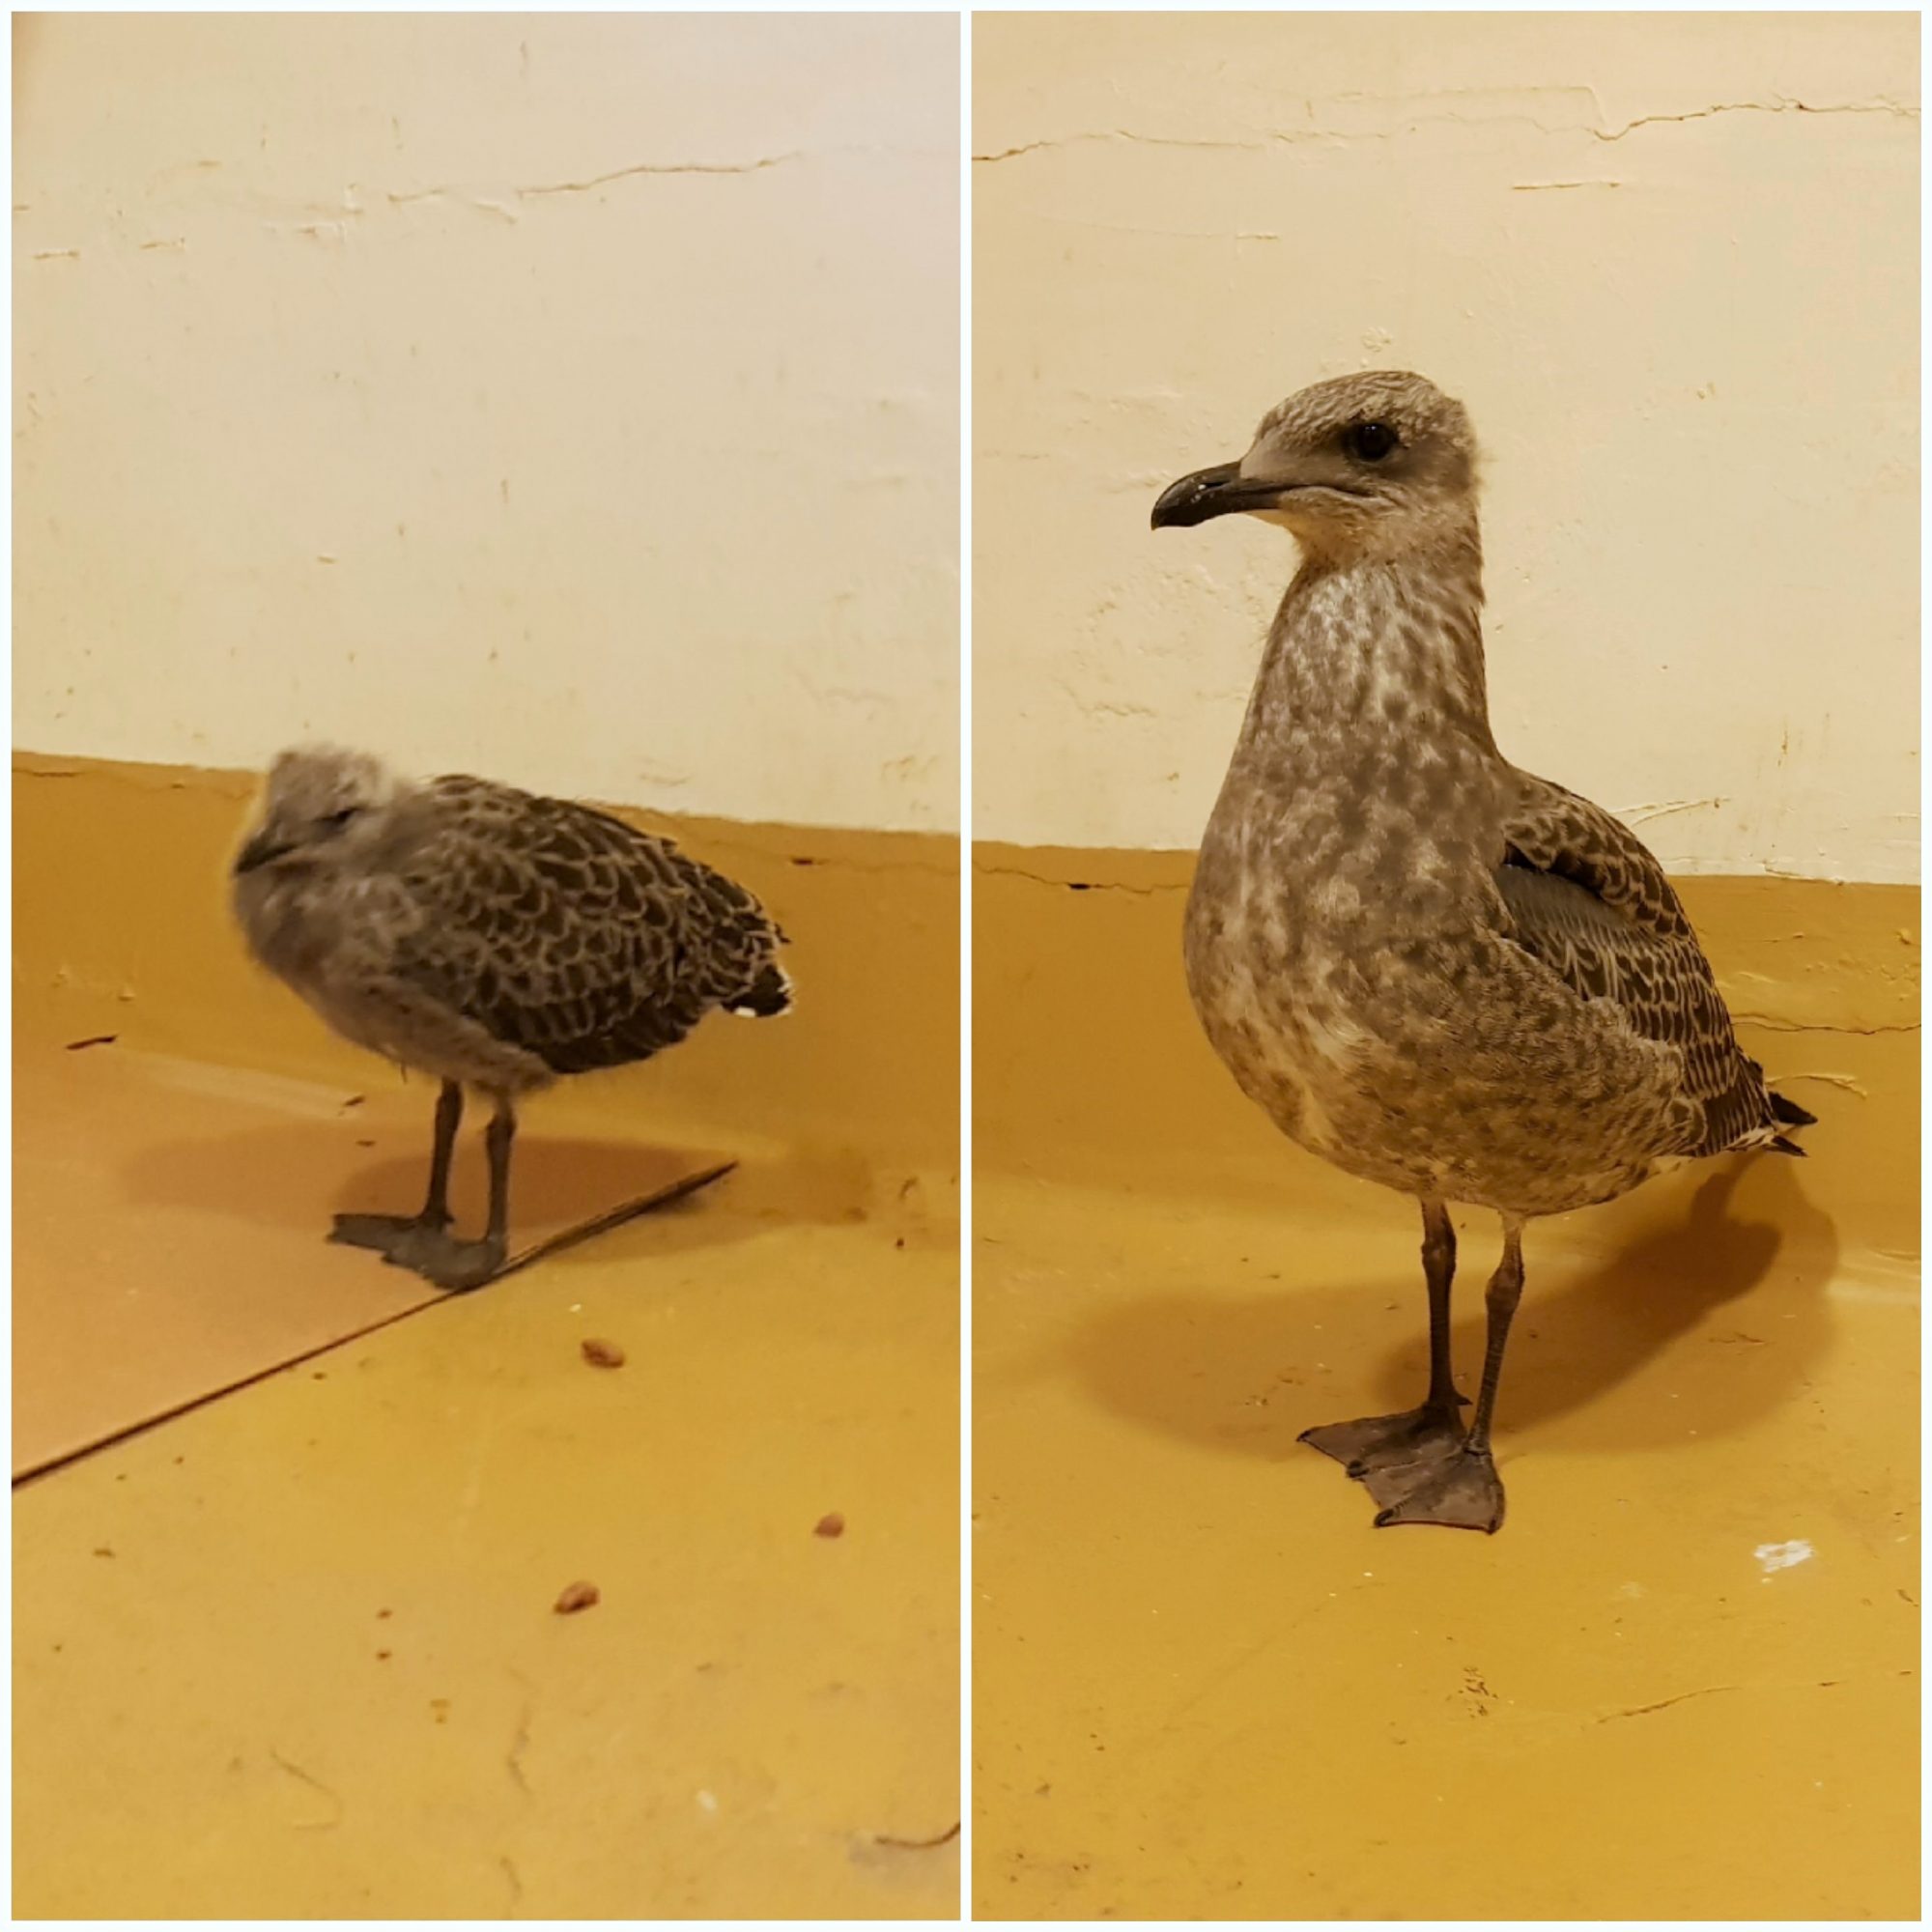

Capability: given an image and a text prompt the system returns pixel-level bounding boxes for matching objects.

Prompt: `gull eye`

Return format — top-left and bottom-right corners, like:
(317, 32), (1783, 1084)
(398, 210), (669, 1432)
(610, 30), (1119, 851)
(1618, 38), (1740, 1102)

(319, 807), (360, 832)
(1344, 420), (1400, 463)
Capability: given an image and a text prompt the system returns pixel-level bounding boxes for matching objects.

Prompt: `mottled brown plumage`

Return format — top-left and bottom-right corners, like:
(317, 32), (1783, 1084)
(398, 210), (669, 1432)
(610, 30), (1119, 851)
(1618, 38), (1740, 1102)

(1154, 370), (1812, 1532)
(233, 747), (789, 1288)
(380, 774), (790, 1082)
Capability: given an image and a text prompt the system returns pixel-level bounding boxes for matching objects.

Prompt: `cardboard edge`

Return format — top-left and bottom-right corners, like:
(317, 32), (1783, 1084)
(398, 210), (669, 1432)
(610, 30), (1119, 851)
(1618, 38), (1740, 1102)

(13, 1158), (740, 1485)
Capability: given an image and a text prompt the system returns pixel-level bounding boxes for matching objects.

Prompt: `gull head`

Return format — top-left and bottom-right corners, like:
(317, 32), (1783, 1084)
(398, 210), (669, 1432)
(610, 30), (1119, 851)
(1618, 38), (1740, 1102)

(234, 744), (407, 879)
(1152, 371), (1477, 561)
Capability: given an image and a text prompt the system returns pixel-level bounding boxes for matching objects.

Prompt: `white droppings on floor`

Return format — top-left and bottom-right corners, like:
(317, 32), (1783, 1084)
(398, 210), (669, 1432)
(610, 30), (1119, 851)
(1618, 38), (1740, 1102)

(1754, 1538), (1816, 1577)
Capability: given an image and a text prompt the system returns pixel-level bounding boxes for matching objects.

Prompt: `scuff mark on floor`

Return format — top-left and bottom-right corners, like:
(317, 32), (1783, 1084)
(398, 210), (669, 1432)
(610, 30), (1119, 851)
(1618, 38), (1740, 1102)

(1596, 1685), (1737, 1724)
(874, 1820), (960, 1850)
(269, 1747), (344, 1829)
(506, 1701), (534, 1794)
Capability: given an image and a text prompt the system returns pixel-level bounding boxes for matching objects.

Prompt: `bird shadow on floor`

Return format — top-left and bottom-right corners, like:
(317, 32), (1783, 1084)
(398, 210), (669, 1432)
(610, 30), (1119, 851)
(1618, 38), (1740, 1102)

(116, 1119), (883, 1272)
(1066, 1157), (1839, 1461)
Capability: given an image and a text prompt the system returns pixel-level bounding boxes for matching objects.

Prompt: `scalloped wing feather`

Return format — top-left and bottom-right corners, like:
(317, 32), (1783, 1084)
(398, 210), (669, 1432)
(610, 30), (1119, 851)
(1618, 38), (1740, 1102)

(386, 777), (788, 1075)
(1499, 774), (1792, 1157)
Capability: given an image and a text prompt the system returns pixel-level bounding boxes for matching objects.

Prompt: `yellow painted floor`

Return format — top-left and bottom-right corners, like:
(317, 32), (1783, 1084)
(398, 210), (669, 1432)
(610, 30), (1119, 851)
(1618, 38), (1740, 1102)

(14, 1131), (959, 1918)
(974, 1155), (1918, 1921)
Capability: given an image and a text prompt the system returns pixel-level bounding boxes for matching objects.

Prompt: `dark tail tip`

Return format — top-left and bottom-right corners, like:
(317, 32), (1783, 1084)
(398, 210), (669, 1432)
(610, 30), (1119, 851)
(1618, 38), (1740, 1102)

(1768, 1134), (1807, 1157)
(1770, 1089), (1818, 1128)
(727, 961), (793, 1018)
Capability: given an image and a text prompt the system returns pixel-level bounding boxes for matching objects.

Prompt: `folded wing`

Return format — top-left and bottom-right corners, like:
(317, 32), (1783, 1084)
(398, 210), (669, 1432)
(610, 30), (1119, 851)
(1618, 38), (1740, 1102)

(1496, 773), (1807, 1156)
(388, 778), (788, 1076)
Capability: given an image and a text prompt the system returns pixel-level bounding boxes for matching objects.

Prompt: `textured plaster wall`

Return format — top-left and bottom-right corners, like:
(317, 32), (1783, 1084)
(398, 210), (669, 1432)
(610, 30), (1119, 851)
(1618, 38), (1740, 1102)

(14, 13), (958, 832)
(974, 13), (1918, 881)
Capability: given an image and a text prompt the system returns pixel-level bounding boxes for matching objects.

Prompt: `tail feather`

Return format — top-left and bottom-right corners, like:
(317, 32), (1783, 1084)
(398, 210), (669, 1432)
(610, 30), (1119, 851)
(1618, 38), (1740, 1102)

(725, 960), (792, 1018)
(1768, 1134), (1807, 1157)
(1769, 1089), (1818, 1129)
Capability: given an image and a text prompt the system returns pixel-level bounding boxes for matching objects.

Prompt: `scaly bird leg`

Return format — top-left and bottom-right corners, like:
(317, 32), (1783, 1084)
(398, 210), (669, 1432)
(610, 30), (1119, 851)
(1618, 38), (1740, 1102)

(332, 1082), (512, 1292)
(331, 1078), (463, 1257)
(1299, 1199), (1469, 1476)
(1368, 1215), (1522, 1534)
(397, 1094), (514, 1293)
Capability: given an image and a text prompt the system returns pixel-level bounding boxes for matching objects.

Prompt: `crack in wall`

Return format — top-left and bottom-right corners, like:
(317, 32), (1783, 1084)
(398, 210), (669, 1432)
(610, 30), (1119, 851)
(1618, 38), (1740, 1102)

(973, 95), (1915, 165)
(977, 859), (1181, 897)
(976, 131), (1255, 163)
(1617, 798), (1727, 827)
(518, 151), (806, 196)
(1732, 1014), (1919, 1037)
(31, 144), (881, 251)
(297, 151), (811, 232)
(1593, 98), (1916, 141)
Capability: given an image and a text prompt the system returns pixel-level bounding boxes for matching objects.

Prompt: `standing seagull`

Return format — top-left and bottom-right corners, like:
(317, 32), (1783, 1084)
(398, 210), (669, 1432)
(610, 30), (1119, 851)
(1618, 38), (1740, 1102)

(1152, 371), (1812, 1532)
(233, 747), (791, 1291)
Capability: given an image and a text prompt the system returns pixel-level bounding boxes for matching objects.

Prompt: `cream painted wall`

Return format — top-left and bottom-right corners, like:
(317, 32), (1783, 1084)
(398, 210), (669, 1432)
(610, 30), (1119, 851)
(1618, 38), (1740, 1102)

(15, 13), (958, 832)
(974, 13), (1918, 881)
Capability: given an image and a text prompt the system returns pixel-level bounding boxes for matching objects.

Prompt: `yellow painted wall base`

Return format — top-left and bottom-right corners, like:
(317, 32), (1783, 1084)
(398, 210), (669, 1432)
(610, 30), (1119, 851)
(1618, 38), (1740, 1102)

(15, 753), (959, 1188)
(975, 842), (1918, 1257)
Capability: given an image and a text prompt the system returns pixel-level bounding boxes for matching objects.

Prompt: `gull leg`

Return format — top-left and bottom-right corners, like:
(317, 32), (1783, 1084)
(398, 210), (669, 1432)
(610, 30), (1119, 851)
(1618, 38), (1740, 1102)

(1299, 1200), (1468, 1476)
(401, 1094), (514, 1293)
(331, 1080), (463, 1256)
(1370, 1216), (1521, 1534)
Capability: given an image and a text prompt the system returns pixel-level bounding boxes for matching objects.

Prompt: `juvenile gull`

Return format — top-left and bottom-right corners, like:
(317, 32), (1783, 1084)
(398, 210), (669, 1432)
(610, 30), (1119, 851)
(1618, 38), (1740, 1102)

(1152, 371), (1813, 1533)
(233, 747), (790, 1291)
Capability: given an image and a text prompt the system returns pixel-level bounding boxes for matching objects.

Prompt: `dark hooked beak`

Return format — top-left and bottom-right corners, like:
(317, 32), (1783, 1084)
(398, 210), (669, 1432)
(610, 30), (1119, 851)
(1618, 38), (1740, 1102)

(1151, 461), (1287, 530)
(233, 832), (291, 875)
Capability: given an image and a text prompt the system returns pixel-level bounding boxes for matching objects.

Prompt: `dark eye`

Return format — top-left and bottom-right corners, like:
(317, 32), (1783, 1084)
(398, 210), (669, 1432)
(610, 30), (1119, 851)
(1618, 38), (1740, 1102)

(319, 807), (359, 832)
(1344, 420), (1400, 462)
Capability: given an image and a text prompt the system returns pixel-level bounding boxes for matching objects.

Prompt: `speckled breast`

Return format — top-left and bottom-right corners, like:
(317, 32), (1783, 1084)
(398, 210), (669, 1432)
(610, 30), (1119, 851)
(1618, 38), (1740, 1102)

(1182, 822), (1673, 1217)
(1182, 833), (1413, 1187)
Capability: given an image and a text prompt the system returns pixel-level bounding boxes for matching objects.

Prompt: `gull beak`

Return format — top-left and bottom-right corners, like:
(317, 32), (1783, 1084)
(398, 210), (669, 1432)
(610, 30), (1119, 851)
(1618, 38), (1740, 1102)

(234, 831), (291, 874)
(1150, 460), (1289, 530)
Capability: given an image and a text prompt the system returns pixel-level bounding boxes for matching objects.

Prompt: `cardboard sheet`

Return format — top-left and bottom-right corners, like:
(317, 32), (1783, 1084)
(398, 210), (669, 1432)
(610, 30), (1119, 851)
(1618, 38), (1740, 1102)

(13, 1037), (732, 1478)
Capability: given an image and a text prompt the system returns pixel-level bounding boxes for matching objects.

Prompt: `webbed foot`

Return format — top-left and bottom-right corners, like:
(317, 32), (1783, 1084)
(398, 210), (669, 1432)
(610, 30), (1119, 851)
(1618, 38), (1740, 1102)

(330, 1211), (447, 1259)
(1298, 1398), (1467, 1477)
(329, 1213), (504, 1292)
(1365, 1444), (1506, 1534)
(394, 1228), (506, 1293)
